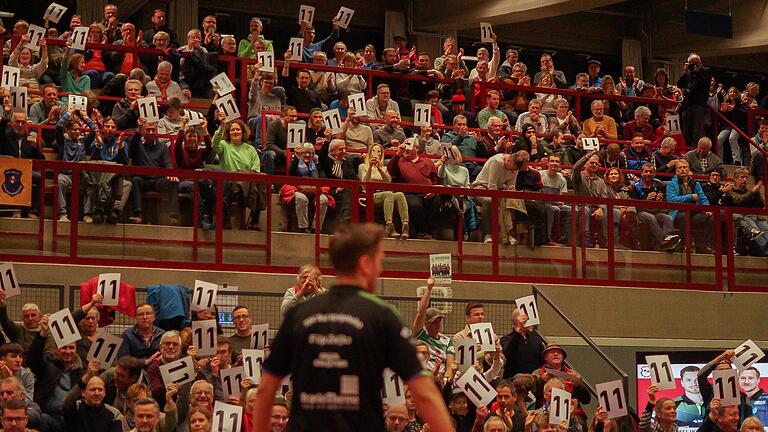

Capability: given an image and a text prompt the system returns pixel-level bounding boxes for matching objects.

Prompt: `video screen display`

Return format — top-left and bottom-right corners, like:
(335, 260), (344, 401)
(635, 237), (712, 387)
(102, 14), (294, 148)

(636, 351), (768, 432)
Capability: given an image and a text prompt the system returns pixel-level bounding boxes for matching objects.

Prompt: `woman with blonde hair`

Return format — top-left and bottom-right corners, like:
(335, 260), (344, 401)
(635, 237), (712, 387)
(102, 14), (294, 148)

(740, 417), (765, 432)
(535, 72), (558, 116)
(358, 143), (409, 239)
(639, 385), (677, 432)
(600, 75), (625, 121)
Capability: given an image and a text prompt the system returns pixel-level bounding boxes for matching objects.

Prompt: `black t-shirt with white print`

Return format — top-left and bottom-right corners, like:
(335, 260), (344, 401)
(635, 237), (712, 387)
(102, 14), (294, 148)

(263, 284), (425, 432)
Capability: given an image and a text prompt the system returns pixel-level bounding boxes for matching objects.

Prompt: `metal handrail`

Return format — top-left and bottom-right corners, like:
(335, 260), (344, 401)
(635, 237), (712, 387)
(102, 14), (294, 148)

(532, 284), (638, 419)
(532, 283), (630, 382)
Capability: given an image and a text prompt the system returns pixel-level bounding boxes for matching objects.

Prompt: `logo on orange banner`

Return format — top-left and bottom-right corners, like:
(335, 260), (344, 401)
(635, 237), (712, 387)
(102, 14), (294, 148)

(0, 158), (32, 207)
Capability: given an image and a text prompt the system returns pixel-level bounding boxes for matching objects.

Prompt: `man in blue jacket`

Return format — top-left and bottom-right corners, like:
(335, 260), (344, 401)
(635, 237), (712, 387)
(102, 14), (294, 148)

(666, 159), (714, 253)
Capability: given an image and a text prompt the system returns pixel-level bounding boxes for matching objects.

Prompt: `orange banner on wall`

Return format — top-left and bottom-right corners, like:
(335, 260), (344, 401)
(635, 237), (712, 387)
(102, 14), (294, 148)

(0, 158), (32, 207)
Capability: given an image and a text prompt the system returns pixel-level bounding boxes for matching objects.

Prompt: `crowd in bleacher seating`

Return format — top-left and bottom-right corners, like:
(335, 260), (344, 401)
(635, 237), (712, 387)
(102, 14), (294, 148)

(0, 255), (763, 432)
(1, 3), (768, 257)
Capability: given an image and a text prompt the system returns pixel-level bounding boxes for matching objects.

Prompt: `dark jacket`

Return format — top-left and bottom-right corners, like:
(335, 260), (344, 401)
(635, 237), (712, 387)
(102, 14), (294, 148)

(117, 325), (165, 364)
(677, 66), (712, 107)
(112, 99), (140, 130)
(27, 332), (84, 412)
(180, 48), (217, 97)
(319, 154), (360, 180)
(501, 329), (544, 378)
(0, 119), (45, 160)
(62, 384), (123, 432)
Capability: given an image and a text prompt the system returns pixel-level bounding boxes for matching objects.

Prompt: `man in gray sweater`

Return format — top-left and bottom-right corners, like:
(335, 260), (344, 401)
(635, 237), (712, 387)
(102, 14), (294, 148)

(572, 150), (618, 247)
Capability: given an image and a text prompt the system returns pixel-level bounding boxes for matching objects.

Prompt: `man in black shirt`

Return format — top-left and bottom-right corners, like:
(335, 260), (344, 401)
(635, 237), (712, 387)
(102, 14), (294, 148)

(677, 53), (712, 154)
(281, 52), (322, 114)
(253, 223), (452, 432)
(501, 307), (544, 379)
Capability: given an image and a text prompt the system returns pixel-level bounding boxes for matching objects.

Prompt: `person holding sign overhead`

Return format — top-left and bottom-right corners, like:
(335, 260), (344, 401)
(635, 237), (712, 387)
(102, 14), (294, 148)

(281, 52), (322, 114)
(701, 399), (740, 432)
(28, 313), (84, 432)
(412, 278), (456, 381)
(696, 350), (751, 424)
(9, 33), (48, 90)
(54, 108), (98, 222)
(500, 308), (544, 379)
(61, 39), (92, 98)
(253, 223), (453, 431)
(640, 385), (679, 432)
(297, 16), (341, 63)
(571, 150), (618, 247)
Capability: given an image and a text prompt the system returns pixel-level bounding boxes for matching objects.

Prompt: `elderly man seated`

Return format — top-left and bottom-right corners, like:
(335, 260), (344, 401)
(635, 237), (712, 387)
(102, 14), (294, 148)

(583, 99), (618, 140)
(146, 61), (190, 103)
(684, 137), (723, 177)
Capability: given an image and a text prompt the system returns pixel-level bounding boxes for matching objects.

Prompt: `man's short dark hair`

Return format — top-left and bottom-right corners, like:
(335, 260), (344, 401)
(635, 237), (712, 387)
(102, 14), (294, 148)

(216, 336), (231, 348)
(135, 303), (154, 313)
(680, 365), (700, 377)
(495, 379), (516, 393)
(115, 356), (143, 378)
(134, 398), (160, 412)
(760, 119), (768, 128)
(0, 343), (24, 358)
(465, 302), (483, 316)
(329, 223), (384, 275)
(3, 398), (25, 412)
(746, 366), (761, 378)
(232, 305), (249, 314)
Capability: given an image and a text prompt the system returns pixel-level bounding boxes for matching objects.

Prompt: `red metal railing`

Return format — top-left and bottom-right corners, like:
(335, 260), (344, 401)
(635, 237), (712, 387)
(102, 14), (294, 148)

(2, 160), (767, 293)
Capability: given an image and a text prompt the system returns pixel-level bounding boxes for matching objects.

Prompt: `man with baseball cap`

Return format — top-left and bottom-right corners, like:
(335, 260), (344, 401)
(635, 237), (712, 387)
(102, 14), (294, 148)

(412, 278), (455, 381)
(587, 59), (602, 88)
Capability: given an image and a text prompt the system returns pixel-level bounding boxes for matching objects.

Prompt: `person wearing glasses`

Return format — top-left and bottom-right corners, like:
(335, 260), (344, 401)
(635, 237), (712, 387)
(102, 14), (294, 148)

(118, 304), (165, 366)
